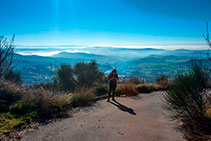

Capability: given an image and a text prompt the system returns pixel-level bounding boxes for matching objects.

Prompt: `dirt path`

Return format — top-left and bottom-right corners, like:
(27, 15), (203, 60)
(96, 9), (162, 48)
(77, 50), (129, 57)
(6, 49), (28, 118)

(22, 92), (184, 141)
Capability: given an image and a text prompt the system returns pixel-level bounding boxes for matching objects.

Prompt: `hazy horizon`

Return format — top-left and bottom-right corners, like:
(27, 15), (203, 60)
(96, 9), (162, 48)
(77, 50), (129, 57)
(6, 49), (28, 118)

(14, 45), (210, 57)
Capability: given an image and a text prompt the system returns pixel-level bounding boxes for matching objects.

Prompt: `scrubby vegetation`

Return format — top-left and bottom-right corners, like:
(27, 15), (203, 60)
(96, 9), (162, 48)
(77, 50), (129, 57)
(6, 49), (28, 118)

(10, 89), (70, 121)
(70, 88), (95, 107)
(135, 83), (161, 93)
(0, 81), (21, 112)
(95, 84), (108, 96)
(115, 78), (166, 96)
(4, 69), (22, 85)
(163, 63), (211, 141)
(0, 81), (73, 139)
(156, 75), (169, 90)
(116, 83), (138, 96)
(0, 80), (97, 139)
(0, 60), (107, 139)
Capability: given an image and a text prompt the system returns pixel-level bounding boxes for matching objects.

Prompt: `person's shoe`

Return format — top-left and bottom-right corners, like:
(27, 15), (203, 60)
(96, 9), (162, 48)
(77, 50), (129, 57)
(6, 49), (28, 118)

(107, 99), (110, 102)
(112, 98), (115, 101)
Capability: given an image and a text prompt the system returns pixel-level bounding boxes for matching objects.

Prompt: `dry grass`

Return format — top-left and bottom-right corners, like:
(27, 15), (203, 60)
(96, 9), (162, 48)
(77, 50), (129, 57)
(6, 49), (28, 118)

(135, 83), (162, 93)
(116, 83), (138, 96)
(156, 76), (169, 90)
(70, 88), (95, 107)
(0, 81), (22, 112)
(0, 80), (72, 139)
(205, 108), (211, 119)
(10, 88), (71, 121)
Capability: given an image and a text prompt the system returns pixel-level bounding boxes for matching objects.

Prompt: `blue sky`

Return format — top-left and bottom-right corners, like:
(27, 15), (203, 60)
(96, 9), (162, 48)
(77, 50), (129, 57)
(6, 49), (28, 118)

(0, 0), (211, 48)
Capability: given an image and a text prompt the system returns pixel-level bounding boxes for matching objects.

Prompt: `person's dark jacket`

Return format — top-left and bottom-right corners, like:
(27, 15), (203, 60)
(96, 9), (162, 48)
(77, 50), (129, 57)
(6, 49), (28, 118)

(107, 73), (119, 83)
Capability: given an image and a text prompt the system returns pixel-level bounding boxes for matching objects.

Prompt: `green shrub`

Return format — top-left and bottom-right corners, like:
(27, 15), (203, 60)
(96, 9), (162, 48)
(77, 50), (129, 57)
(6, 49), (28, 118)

(163, 63), (211, 140)
(70, 89), (95, 107)
(0, 81), (21, 112)
(56, 64), (75, 91)
(116, 83), (138, 96)
(95, 84), (108, 96)
(4, 69), (22, 85)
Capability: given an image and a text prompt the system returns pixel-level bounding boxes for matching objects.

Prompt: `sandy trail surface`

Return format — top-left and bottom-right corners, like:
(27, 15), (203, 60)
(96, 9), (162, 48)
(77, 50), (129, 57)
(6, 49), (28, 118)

(23, 92), (183, 141)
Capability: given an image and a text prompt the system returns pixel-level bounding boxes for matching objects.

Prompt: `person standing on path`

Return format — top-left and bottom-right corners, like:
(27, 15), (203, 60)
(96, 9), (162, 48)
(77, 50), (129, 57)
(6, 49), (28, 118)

(107, 69), (119, 102)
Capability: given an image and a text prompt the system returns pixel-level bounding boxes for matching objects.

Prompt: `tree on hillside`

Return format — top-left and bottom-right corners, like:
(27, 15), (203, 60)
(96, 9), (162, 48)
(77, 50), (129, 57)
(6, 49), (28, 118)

(74, 61), (104, 88)
(56, 64), (76, 91)
(0, 35), (15, 80)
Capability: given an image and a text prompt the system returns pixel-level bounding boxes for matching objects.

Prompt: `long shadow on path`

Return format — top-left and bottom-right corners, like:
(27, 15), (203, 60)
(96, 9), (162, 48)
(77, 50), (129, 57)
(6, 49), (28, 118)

(109, 100), (136, 115)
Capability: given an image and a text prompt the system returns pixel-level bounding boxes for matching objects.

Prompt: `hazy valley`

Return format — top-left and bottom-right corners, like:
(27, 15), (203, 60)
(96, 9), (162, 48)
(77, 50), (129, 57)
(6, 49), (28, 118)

(14, 46), (210, 84)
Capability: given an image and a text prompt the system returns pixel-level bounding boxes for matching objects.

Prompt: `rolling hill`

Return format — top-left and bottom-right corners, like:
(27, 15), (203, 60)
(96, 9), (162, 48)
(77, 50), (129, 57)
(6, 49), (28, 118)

(13, 48), (211, 84)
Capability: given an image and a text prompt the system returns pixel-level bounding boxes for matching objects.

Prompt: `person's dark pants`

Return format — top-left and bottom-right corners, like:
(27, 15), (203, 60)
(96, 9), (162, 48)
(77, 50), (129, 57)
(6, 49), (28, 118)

(108, 82), (117, 100)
